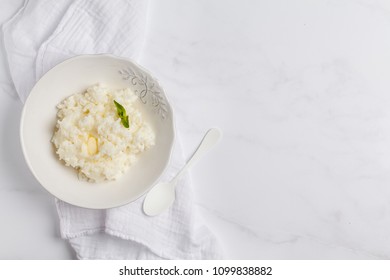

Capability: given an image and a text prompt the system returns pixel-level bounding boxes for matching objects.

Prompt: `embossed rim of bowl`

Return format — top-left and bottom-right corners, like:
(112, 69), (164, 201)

(20, 54), (175, 209)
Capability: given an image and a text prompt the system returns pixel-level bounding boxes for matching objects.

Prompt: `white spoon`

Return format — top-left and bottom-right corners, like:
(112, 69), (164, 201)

(143, 128), (222, 216)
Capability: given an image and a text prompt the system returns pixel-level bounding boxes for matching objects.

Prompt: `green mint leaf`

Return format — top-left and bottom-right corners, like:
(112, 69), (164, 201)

(114, 100), (129, 128)
(122, 115), (129, 128)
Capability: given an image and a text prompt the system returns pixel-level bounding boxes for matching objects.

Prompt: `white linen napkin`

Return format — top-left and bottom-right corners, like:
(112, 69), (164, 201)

(3, 0), (222, 259)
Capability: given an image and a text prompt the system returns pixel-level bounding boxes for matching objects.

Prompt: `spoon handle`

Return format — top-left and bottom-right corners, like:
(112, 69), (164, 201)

(172, 128), (222, 184)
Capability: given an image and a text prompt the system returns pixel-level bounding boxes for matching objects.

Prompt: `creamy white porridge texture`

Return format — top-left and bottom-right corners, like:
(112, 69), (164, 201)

(51, 84), (155, 182)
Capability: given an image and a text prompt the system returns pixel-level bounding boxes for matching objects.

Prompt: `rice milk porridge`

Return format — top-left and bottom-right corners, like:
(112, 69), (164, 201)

(51, 84), (155, 182)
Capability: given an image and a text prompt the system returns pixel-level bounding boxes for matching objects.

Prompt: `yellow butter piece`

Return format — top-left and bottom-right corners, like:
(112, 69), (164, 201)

(87, 136), (98, 155)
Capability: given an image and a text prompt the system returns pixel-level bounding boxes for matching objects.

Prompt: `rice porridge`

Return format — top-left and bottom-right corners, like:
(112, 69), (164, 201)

(51, 84), (155, 182)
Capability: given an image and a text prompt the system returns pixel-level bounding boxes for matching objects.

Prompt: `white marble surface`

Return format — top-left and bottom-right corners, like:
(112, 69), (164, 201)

(2, 0), (390, 259)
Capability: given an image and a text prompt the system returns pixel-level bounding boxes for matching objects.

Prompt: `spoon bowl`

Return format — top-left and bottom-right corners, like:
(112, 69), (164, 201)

(143, 182), (176, 216)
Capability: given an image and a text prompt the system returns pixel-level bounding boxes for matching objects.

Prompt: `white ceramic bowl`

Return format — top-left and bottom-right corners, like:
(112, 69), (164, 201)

(20, 54), (175, 209)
